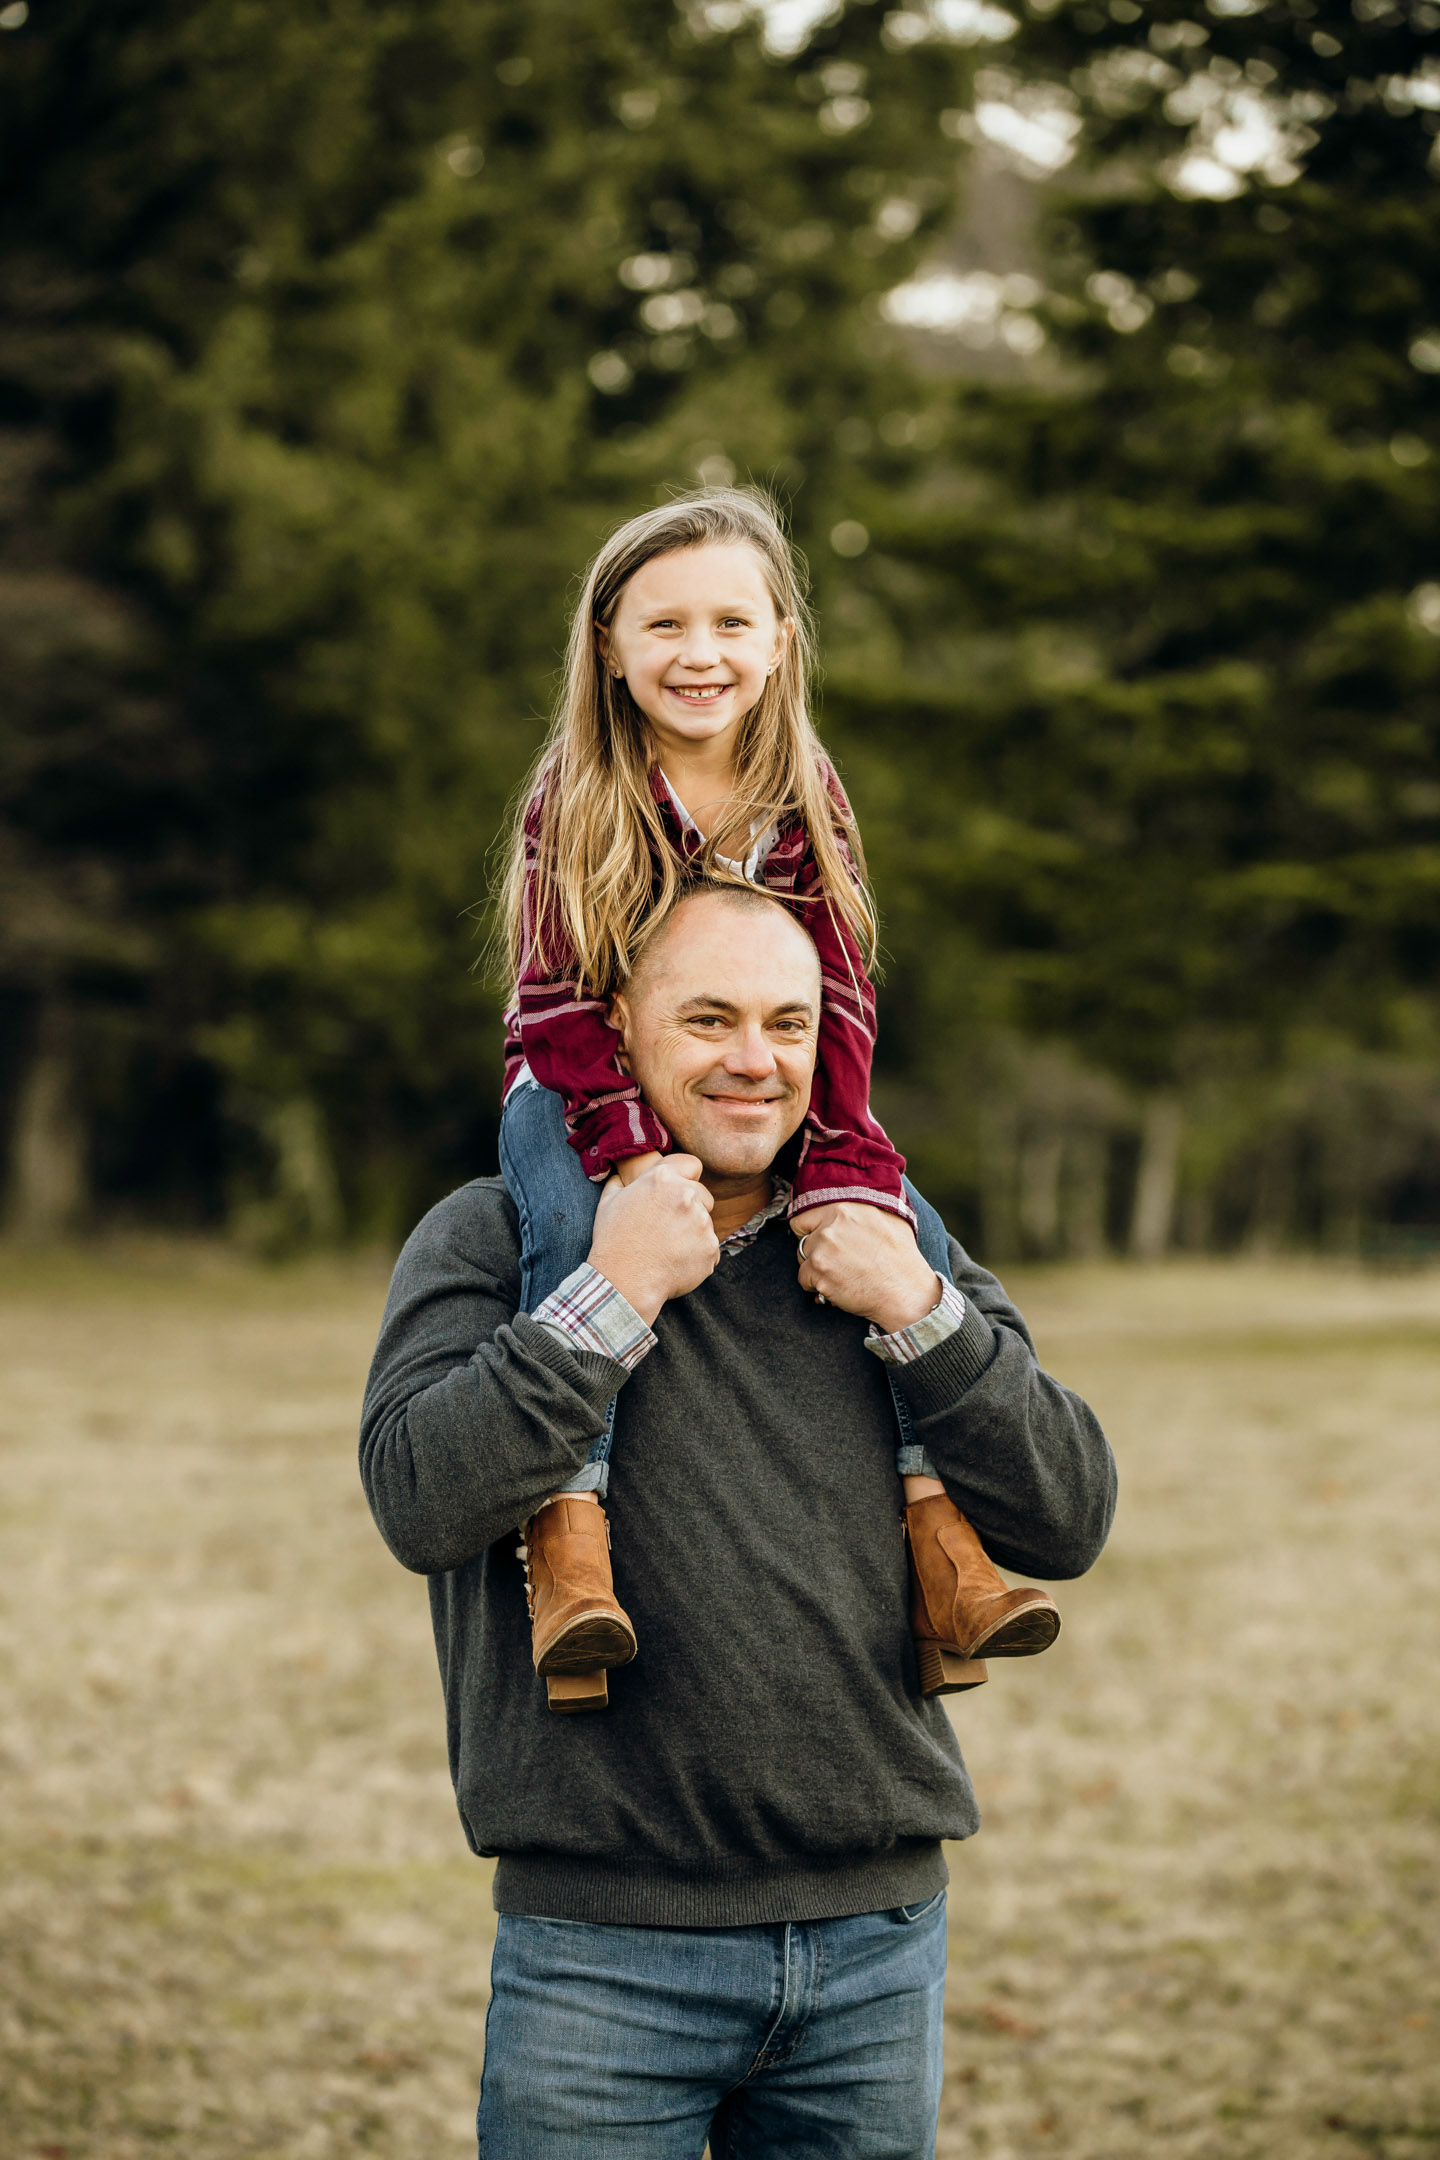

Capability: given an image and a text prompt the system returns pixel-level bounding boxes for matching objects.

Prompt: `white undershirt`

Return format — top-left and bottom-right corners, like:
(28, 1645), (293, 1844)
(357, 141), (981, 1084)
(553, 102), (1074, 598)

(658, 769), (777, 886)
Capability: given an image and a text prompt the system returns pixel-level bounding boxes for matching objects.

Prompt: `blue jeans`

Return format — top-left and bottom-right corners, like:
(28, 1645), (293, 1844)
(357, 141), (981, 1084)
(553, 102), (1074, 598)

(475, 1895), (948, 2158)
(498, 1077), (950, 1495)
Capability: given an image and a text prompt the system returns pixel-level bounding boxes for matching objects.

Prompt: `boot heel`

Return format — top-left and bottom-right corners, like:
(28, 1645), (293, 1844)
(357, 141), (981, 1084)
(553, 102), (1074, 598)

(915, 1640), (989, 1696)
(547, 1669), (609, 1713)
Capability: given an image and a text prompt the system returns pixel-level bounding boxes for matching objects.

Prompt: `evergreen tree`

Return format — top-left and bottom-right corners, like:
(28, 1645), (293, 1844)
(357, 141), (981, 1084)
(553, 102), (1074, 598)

(0, 0), (972, 1239)
(824, 0), (1440, 1251)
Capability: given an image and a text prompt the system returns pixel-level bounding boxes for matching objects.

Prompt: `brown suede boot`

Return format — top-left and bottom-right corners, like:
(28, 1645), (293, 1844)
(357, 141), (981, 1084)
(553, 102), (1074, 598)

(906, 1492), (1060, 1697)
(519, 1498), (637, 1713)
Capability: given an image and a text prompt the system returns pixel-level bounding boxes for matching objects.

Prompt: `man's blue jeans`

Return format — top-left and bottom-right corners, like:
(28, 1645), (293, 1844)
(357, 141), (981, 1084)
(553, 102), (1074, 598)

(475, 1895), (948, 2158)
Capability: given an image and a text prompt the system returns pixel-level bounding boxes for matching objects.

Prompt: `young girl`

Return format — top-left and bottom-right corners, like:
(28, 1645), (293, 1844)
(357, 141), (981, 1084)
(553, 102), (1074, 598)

(497, 488), (1059, 1711)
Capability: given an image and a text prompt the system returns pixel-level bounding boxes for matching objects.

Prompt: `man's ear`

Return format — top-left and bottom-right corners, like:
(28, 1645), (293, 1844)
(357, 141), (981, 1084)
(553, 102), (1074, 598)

(608, 991), (632, 1072)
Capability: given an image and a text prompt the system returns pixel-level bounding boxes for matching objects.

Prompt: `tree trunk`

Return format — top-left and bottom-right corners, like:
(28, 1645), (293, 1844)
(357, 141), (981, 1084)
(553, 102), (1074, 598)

(5, 991), (87, 1240)
(1129, 1094), (1182, 1260)
(267, 1096), (343, 1245)
(1064, 1131), (1109, 1258)
(1018, 1131), (1063, 1258)
(1244, 1137), (1292, 1254)
(977, 1103), (1021, 1264)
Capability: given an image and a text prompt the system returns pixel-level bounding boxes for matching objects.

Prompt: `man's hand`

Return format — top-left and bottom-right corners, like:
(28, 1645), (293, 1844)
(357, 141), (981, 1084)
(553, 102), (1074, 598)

(791, 1203), (940, 1336)
(589, 1155), (720, 1325)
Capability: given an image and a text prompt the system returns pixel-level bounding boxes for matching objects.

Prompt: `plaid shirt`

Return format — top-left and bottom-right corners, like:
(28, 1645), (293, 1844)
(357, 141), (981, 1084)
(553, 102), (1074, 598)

(532, 1178), (963, 1373)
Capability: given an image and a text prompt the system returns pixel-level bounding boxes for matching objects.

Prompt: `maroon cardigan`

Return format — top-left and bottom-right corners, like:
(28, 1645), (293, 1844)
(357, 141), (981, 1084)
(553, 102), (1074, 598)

(502, 766), (911, 1222)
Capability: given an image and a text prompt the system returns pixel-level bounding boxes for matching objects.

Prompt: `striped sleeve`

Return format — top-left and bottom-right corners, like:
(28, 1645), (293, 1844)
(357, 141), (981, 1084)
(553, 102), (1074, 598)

(763, 800), (912, 1224)
(512, 781), (672, 1178)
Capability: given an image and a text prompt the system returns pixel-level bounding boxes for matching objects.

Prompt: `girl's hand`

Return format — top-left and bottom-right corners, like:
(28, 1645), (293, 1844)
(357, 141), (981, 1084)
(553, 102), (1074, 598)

(614, 1150), (665, 1187)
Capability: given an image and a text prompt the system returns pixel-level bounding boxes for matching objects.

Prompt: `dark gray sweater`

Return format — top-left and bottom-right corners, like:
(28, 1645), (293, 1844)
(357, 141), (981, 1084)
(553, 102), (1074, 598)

(359, 1178), (1115, 1927)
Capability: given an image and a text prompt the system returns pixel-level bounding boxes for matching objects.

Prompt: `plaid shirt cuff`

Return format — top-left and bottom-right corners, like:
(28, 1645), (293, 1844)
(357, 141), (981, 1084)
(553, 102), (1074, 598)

(532, 1264), (657, 1373)
(864, 1278), (966, 1366)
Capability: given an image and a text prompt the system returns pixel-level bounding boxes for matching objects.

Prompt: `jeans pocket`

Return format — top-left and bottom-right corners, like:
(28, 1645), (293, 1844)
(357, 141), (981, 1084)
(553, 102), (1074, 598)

(892, 1889), (947, 1925)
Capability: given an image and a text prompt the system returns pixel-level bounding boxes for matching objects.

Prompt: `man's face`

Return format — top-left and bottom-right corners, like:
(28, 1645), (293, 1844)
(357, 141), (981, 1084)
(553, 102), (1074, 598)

(612, 895), (820, 1182)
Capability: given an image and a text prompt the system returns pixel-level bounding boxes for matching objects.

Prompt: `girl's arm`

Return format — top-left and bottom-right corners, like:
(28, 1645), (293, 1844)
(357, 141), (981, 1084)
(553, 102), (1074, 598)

(513, 794), (671, 1181)
(764, 807), (914, 1226)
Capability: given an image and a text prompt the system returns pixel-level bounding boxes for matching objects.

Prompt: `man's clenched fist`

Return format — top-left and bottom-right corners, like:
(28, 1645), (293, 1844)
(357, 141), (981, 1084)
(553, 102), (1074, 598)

(790, 1202), (940, 1336)
(588, 1155), (720, 1325)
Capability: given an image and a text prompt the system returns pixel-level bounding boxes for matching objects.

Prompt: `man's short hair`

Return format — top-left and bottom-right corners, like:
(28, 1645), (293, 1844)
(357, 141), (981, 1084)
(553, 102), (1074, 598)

(624, 876), (816, 993)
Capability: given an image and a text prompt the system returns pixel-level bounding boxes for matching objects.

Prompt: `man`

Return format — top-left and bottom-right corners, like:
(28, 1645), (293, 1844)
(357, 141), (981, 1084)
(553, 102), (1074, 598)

(360, 882), (1114, 2158)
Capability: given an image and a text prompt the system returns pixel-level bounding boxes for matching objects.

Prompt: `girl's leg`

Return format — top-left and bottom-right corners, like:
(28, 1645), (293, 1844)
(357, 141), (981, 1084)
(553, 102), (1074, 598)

(499, 1077), (616, 1498)
(892, 1177), (951, 1487)
(905, 1177), (953, 1286)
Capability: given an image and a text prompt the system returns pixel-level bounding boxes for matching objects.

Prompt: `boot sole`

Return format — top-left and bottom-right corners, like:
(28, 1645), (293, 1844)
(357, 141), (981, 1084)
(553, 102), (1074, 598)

(967, 1600), (1062, 1659)
(536, 1610), (638, 1675)
(916, 1642), (989, 1695)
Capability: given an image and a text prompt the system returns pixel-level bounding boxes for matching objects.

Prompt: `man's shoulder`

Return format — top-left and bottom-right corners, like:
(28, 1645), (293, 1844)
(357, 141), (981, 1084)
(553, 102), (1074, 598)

(394, 1175), (521, 1291)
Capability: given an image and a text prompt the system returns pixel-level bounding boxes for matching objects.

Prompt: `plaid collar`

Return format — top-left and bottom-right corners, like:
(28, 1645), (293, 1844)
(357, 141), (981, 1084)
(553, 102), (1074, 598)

(719, 1176), (792, 1255)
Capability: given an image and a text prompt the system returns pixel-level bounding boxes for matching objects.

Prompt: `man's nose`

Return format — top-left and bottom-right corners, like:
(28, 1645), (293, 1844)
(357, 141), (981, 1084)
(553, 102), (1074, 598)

(723, 1025), (776, 1079)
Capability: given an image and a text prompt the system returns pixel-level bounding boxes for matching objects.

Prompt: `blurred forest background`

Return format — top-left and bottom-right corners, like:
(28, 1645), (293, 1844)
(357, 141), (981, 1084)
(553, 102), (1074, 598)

(3, 0), (1440, 1264)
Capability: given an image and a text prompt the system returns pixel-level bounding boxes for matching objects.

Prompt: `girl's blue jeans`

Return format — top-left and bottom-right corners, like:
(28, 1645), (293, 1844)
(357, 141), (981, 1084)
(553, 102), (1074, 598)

(498, 1076), (947, 1499)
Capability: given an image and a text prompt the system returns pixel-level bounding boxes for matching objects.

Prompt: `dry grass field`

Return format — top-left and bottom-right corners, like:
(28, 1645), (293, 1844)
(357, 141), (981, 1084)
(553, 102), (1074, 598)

(0, 1245), (1436, 2160)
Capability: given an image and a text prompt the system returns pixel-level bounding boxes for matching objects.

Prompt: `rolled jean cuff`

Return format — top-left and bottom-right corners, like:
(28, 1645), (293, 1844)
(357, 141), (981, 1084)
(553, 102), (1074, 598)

(557, 1460), (609, 1498)
(896, 1446), (937, 1478)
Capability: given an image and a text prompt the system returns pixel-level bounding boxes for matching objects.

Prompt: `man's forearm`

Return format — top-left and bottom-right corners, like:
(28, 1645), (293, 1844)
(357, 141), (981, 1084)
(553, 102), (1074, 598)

(360, 1215), (633, 1573)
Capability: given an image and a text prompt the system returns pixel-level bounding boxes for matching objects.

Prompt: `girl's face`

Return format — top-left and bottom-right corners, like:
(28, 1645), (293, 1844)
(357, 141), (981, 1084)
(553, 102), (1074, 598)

(597, 542), (791, 763)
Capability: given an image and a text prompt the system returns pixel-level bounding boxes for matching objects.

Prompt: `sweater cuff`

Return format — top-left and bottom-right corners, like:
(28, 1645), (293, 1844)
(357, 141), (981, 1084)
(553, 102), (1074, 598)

(887, 1294), (999, 1417)
(532, 1264), (657, 1372)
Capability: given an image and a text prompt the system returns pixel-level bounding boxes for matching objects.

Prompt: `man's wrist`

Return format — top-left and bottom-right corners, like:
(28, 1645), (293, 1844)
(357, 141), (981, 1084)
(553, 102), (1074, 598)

(585, 1244), (665, 1327)
(867, 1264), (944, 1337)
(532, 1263), (658, 1370)
(866, 1278), (966, 1365)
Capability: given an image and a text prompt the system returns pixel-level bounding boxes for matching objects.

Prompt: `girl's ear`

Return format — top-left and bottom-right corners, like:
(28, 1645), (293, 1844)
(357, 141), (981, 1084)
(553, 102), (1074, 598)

(771, 615), (797, 668)
(595, 622), (618, 678)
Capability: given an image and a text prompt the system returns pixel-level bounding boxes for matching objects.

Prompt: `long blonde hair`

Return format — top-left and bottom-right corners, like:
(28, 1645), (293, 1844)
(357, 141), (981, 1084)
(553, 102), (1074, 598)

(498, 487), (877, 996)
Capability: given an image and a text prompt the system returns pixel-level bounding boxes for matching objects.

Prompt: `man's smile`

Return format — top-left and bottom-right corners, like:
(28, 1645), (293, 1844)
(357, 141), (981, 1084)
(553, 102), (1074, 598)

(698, 1088), (787, 1107)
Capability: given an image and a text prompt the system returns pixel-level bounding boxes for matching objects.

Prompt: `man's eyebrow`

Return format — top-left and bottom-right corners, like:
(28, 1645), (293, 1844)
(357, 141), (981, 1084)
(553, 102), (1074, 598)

(675, 995), (740, 1017)
(765, 999), (816, 1021)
